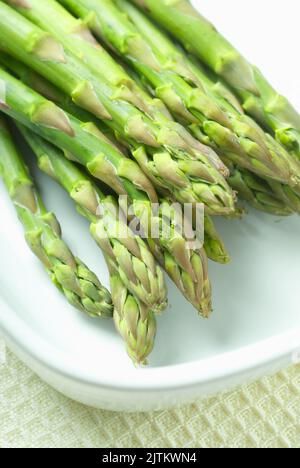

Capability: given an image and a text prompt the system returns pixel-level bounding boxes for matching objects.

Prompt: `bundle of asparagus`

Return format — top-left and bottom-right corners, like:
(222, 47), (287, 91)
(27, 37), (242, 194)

(18, 126), (168, 313)
(0, 0), (236, 216)
(0, 53), (230, 263)
(0, 0), (298, 365)
(69, 0), (298, 215)
(0, 66), (213, 316)
(55, 0), (296, 187)
(19, 125), (163, 364)
(130, 0), (300, 162)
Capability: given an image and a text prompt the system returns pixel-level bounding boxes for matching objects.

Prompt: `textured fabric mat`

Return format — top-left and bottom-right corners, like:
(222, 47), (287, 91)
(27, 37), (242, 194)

(0, 349), (299, 448)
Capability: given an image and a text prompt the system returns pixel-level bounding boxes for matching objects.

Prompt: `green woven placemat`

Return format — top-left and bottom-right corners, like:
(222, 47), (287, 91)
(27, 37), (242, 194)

(0, 349), (299, 448)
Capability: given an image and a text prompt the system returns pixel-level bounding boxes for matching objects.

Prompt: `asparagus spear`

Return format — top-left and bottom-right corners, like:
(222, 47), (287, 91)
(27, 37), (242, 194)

(145, 198), (212, 317)
(0, 52), (129, 153)
(204, 216), (230, 264)
(0, 116), (113, 318)
(106, 256), (157, 365)
(129, 0), (300, 162)
(0, 1), (235, 215)
(0, 66), (213, 315)
(19, 125), (168, 313)
(266, 180), (300, 215)
(68, 0), (296, 188)
(0, 64), (158, 204)
(228, 169), (294, 216)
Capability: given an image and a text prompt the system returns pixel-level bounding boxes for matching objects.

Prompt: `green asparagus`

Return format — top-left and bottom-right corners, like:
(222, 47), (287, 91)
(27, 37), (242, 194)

(19, 119), (162, 363)
(130, 1), (300, 178)
(266, 180), (300, 215)
(0, 1), (235, 215)
(3, 0), (172, 123)
(145, 198), (212, 317)
(123, 56), (298, 218)
(183, 56), (300, 215)
(6, 61), (228, 264)
(229, 169), (293, 216)
(0, 66), (213, 315)
(0, 64), (158, 203)
(204, 216), (230, 264)
(0, 53), (230, 264)
(67, 0), (296, 187)
(0, 116), (113, 317)
(133, 74), (297, 220)
(115, 17), (298, 218)
(2, 55), (286, 265)
(21, 126), (211, 316)
(130, 0), (300, 162)
(0, 52), (130, 153)
(106, 255), (157, 365)
(19, 125), (168, 314)
(8, 0), (230, 178)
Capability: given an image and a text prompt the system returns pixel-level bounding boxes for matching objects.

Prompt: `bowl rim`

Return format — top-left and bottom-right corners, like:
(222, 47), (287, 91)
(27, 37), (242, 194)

(1, 295), (299, 392)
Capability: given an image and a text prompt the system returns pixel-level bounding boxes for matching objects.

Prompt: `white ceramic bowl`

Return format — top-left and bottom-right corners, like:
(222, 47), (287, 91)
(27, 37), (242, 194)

(1, 0), (300, 412)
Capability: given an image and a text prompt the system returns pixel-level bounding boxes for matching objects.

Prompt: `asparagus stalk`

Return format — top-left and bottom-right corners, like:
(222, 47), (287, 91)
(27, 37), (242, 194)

(0, 52), (129, 153)
(0, 116), (113, 318)
(19, 125), (168, 313)
(0, 1), (235, 215)
(75, 0), (296, 188)
(106, 255), (157, 365)
(266, 180), (300, 215)
(204, 216), (230, 264)
(130, 0), (300, 162)
(228, 169), (294, 216)
(145, 198), (212, 316)
(0, 66), (213, 315)
(0, 64), (158, 203)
